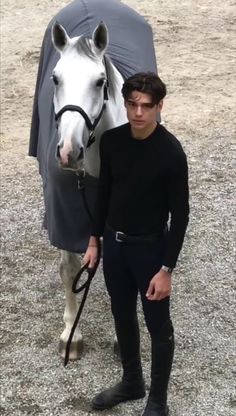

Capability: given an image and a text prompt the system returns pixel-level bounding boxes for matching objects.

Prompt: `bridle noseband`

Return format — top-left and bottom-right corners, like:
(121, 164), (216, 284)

(54, 83), (109, 148)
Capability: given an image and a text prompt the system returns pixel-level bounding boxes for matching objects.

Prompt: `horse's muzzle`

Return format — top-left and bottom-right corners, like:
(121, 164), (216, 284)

(56, 145), (84, 171)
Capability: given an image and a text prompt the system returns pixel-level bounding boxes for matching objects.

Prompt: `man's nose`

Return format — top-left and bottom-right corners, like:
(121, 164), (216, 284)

(135, 105), (143, 116)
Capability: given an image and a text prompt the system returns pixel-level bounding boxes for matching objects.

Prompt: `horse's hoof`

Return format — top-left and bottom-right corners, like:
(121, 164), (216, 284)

(59, 339), (83, 360)
(113, 339), (120, 359)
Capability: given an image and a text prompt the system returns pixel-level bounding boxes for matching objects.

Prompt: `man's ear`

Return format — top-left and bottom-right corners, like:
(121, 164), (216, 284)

(157, 99), (164, 112)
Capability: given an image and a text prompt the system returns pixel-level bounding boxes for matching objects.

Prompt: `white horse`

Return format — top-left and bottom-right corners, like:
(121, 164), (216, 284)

(51, 21), (127, 359)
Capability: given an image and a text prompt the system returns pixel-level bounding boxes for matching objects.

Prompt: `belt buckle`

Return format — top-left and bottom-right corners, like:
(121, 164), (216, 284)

(115, 231), (125, 242)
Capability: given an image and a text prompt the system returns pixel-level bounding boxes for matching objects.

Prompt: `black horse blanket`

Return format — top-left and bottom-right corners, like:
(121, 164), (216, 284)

(29, 0), (158, 253)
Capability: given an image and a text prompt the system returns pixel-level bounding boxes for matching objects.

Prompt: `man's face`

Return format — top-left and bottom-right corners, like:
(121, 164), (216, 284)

(124, 91), (163, 133)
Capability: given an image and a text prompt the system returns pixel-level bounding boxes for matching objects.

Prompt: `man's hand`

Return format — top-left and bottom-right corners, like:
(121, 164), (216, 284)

(82, 236), (98, 269)
(146, 269), (172, 301)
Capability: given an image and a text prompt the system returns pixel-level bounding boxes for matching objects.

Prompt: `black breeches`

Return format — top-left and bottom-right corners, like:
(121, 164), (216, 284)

(103, 226), (170, 337)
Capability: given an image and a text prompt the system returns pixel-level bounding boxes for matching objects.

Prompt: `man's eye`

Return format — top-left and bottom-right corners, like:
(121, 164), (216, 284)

(144, 103), (154, 109)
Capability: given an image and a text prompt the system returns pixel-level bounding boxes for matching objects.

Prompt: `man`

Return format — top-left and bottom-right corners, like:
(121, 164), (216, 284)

(83, 72), (189, 416)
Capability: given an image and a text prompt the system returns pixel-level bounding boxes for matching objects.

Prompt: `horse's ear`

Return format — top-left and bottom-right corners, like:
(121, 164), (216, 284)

(52, 22), (70, 52)
(92, 22), (108, 54)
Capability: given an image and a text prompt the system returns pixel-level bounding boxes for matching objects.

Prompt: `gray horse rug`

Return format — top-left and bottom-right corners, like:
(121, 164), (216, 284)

(29, 0), (158, 253)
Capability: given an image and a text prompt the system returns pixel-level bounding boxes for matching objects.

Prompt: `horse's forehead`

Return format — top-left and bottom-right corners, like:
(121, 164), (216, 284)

(55, 48), (103, 76)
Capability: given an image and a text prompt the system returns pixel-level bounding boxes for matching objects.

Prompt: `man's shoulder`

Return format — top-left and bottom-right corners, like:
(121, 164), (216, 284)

(101, 123), (129, 143)
(158, 124), (185, 155)
(104, 123), (129, 136)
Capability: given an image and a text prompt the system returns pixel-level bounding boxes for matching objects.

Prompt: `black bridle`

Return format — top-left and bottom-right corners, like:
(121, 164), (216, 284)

(55, 83), (109, 148)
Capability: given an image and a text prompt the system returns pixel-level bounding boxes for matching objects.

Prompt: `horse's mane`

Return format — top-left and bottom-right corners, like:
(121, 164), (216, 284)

(76, 36), (121, 100)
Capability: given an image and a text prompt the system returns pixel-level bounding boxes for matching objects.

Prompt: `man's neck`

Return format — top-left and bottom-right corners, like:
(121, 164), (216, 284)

(131, 122), (158, 140)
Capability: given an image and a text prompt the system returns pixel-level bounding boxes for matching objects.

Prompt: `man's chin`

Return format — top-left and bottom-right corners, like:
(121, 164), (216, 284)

(131, 120), (146, 128)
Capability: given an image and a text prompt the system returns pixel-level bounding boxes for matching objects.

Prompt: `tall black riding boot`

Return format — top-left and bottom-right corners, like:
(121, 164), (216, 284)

(92, 317), (145, 410)
(142, 319), (175, 416)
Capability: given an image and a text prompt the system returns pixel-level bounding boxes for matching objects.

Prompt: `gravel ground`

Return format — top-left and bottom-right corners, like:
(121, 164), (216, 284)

(1, 1), (236, 415)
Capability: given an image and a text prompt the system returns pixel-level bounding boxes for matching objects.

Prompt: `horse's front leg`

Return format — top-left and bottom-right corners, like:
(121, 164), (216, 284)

(59, 250), (83, 360)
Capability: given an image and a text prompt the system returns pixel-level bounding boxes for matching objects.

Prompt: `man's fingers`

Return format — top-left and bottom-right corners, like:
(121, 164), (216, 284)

(149, 289), (160, 301)
(89, 257), (97, 269)
(146, 285), (171, 301)
(146, 281), (154, 298)
(82, 253), (98, 269)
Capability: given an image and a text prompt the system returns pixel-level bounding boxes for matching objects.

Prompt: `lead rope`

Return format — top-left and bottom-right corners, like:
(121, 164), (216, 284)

(64, 174), (101, 367)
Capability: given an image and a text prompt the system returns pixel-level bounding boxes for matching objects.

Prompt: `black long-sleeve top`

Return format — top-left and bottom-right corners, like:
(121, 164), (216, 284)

(91, 123), (189, 268)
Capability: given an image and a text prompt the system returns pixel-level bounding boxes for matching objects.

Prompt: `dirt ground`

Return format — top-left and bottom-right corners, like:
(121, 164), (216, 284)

(1, 1), (236, 415)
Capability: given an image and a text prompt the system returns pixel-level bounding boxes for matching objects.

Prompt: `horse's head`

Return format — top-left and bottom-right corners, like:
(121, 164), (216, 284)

(51, 22), (109, 172)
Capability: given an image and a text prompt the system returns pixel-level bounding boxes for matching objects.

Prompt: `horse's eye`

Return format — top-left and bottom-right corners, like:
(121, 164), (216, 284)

(52, 74), (59, 85)
(96, 78), (104, 87)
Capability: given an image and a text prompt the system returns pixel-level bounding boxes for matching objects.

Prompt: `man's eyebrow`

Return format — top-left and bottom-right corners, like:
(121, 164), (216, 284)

(127, 99), (153, 104)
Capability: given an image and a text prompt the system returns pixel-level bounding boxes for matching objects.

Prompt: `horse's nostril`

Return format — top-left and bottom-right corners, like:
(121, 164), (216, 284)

(77, 148), (84, 161)
(56, 144), (83, 168)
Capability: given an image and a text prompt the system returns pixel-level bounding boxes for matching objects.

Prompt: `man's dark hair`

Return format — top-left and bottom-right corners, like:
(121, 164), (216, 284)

(122, 72), (167, 104)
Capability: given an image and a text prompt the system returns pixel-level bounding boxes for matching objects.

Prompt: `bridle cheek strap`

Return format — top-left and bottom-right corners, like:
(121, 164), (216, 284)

(54, 84), (109, 143)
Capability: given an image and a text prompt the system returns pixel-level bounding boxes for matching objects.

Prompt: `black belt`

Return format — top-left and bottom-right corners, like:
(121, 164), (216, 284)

(107, 224), (162, 244)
